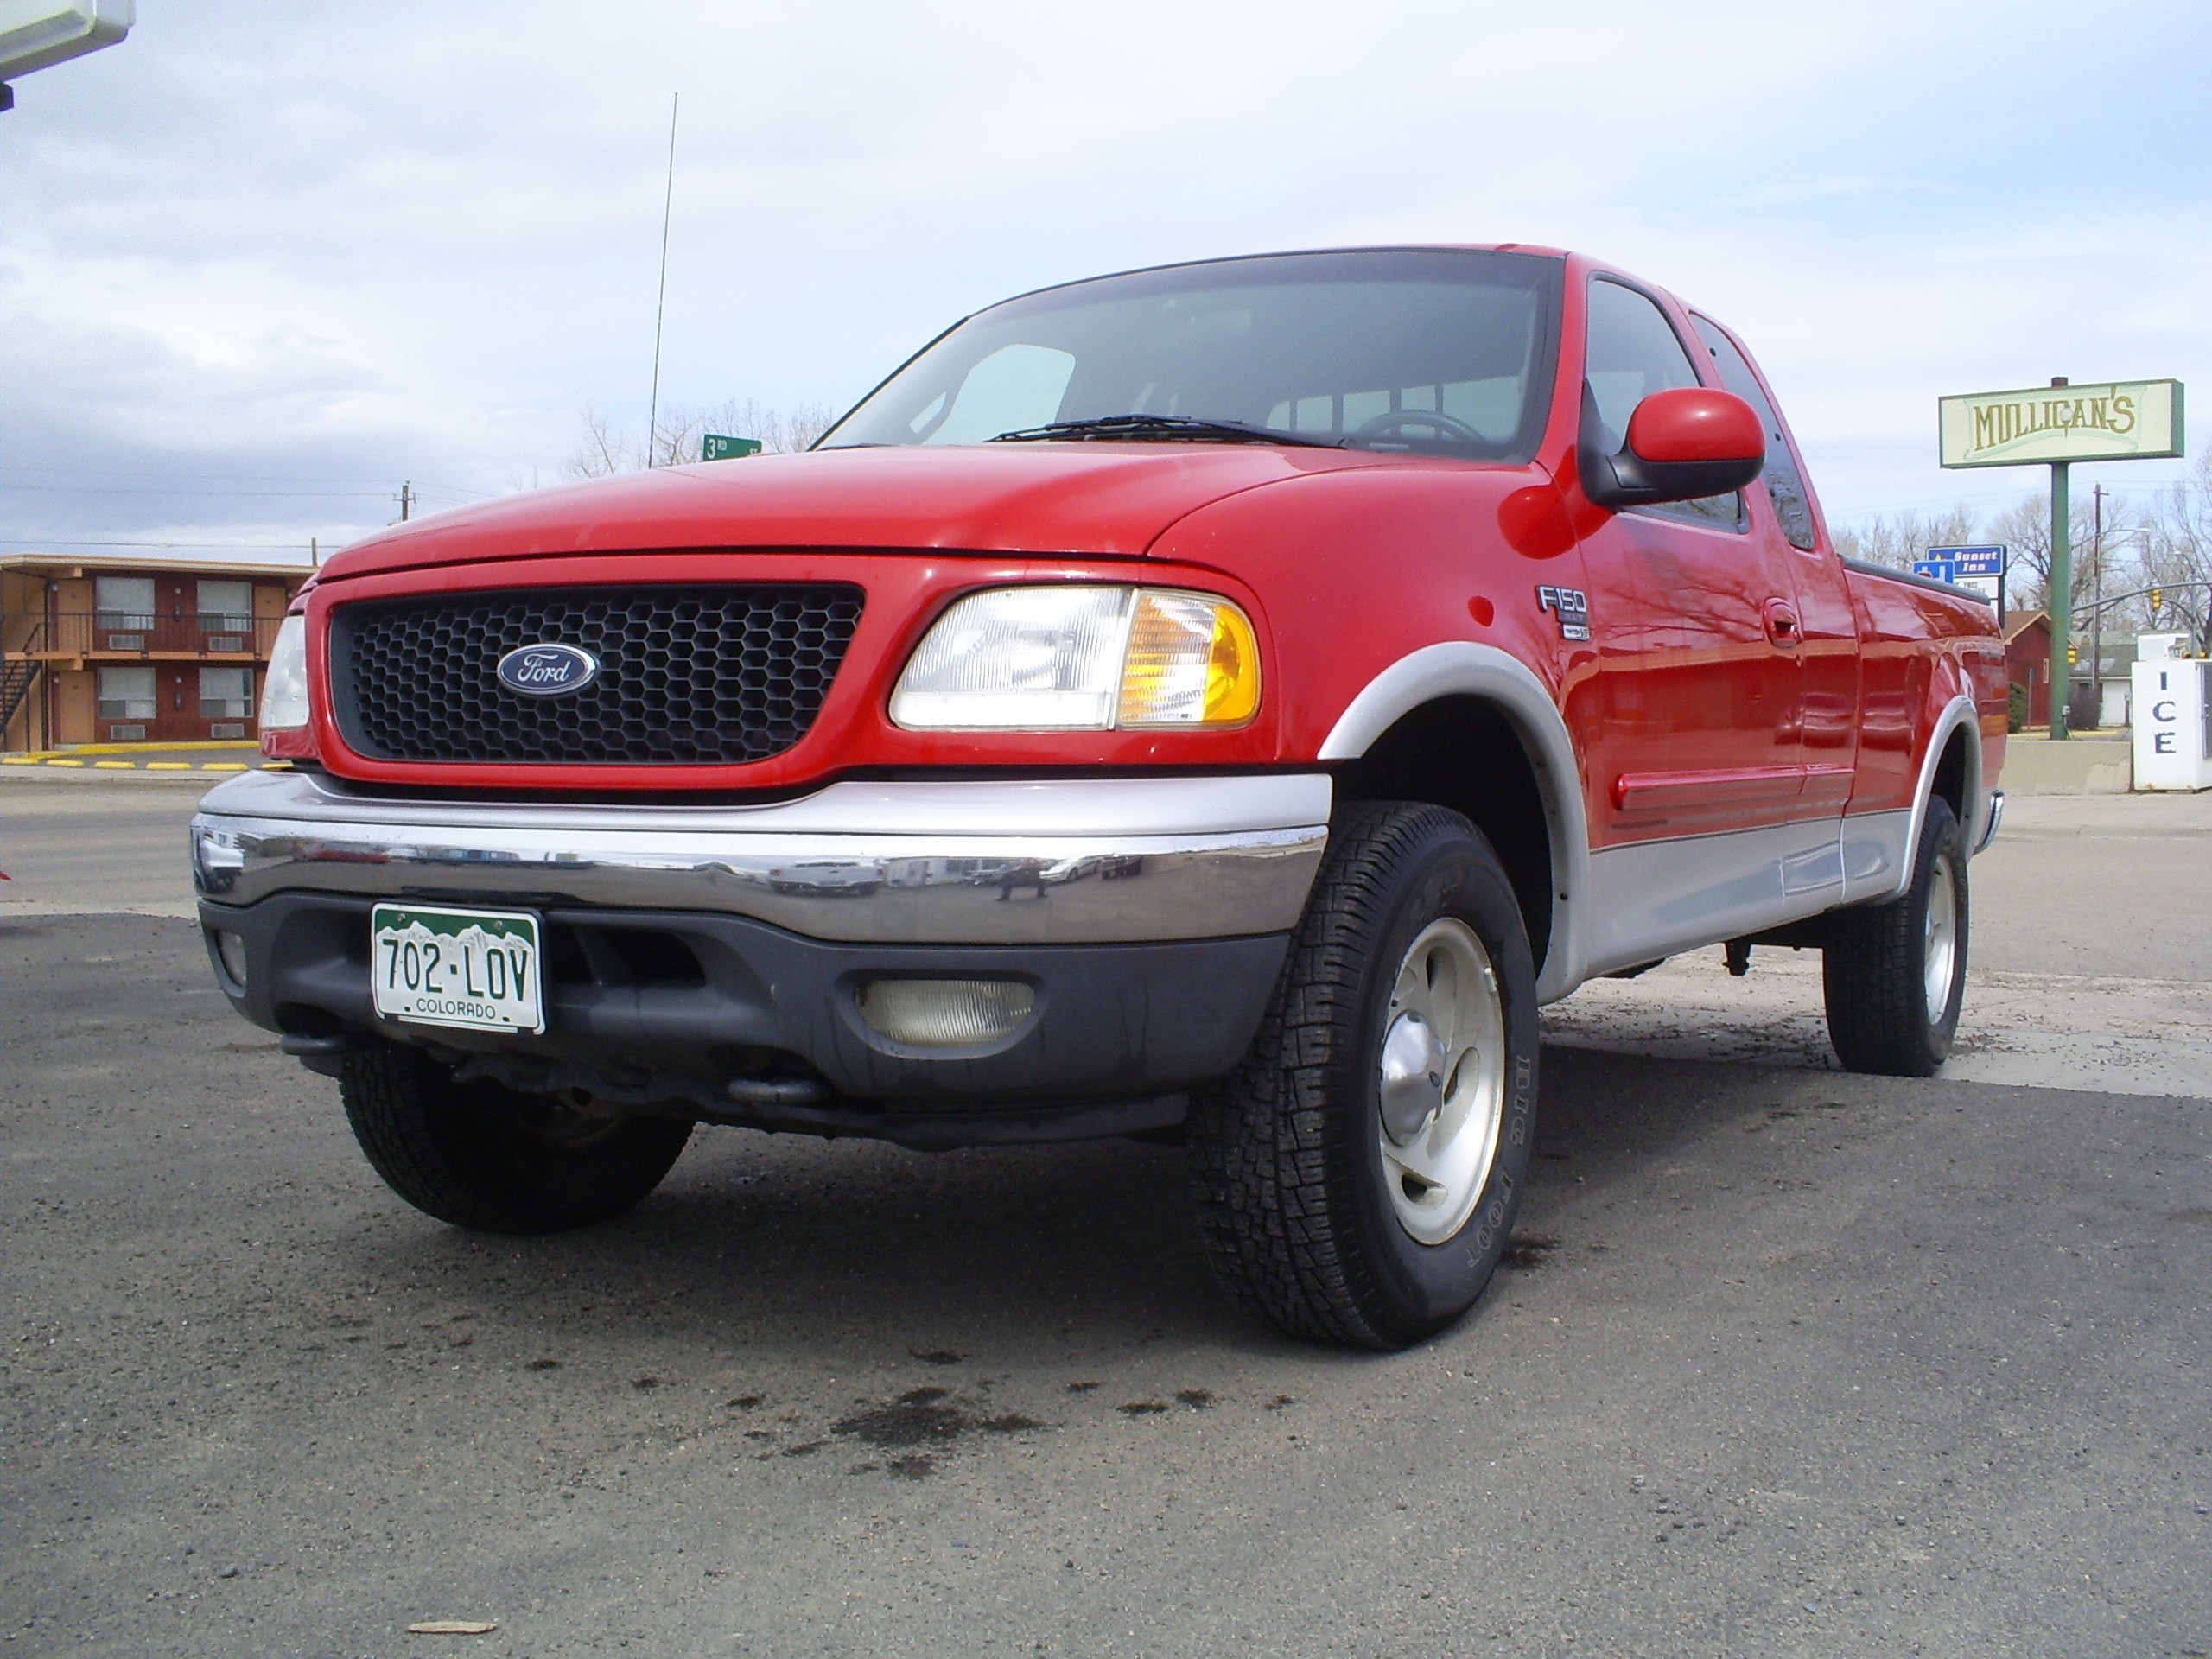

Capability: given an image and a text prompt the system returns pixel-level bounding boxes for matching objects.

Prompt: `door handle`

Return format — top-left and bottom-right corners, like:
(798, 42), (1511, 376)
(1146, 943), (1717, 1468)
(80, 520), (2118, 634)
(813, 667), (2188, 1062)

(1764, 599), (1802, 648)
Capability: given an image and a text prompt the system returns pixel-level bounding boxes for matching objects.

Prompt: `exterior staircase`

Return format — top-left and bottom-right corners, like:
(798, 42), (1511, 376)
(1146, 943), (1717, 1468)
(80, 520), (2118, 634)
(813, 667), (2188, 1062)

(2, 620), (47, 743)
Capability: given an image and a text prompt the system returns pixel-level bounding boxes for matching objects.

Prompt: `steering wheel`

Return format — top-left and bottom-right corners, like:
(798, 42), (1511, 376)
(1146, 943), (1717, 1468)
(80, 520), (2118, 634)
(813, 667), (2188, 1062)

(1351, 408), (1486, 446)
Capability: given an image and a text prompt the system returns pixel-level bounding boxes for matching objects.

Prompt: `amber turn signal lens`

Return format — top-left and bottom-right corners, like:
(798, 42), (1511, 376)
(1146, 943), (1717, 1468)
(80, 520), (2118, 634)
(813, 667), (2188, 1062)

(1116, 591), (1261, 728)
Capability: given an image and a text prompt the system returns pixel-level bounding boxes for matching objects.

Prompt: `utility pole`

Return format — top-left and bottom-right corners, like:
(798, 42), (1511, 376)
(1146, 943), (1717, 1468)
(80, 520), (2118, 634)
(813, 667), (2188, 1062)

(2048, 378), (2072, 740)
(398, 482), (413, 523)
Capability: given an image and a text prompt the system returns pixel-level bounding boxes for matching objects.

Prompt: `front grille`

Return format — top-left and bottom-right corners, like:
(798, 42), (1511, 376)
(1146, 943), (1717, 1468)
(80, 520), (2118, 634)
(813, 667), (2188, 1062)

(330, 584), (864, 765)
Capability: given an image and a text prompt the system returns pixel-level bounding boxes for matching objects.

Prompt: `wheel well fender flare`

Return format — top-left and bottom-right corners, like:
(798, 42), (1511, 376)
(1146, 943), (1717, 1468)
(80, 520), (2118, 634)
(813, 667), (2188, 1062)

(1319, 642), (1592, 1001)
(1883, 694), (1984, 900)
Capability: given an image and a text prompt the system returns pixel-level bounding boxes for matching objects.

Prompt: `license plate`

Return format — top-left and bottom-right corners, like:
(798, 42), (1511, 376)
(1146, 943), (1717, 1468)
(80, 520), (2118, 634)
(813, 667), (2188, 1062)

(370, 904), (545, 1034)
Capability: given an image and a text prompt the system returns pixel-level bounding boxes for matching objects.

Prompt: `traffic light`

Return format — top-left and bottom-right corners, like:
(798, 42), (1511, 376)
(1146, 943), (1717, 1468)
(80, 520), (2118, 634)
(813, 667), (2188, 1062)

(2149, 587), (2163, 613)
(2067, 643), (2079, 665)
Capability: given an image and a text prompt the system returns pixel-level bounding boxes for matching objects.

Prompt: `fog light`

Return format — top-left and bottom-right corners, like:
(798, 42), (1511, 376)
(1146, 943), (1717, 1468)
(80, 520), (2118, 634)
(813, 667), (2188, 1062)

(213, 929), (249, 988)
(856, 978), (1035, 1047)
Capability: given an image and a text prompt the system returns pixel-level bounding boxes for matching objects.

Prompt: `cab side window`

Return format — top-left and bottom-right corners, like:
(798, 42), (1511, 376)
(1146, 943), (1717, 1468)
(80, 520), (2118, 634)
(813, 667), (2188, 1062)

(1585, 278), (1742, 529)
(1691, 315), (1819, 551)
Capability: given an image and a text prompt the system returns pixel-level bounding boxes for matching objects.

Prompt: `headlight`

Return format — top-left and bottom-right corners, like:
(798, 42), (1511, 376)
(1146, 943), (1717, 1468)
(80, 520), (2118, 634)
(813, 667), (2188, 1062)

(889, 587), (1260, 732)
(260, 614), (309, 730)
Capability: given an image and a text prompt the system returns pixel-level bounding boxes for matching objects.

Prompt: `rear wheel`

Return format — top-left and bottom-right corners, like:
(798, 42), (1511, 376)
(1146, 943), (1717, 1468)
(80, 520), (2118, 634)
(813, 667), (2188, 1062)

(1823, 797), (1969, 1077)
(1186, 802), (1540, 1349)
(340, 1046), (692, 1232)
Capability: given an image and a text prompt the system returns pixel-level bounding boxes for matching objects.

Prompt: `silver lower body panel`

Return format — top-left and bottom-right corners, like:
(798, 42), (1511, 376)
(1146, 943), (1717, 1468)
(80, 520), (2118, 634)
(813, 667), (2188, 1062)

(1580, 814), (1852, 979)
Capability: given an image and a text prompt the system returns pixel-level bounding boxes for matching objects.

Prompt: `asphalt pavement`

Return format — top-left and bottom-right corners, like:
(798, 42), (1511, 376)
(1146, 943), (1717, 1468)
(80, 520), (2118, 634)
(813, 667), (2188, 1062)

(3, 779), (2208, 1657)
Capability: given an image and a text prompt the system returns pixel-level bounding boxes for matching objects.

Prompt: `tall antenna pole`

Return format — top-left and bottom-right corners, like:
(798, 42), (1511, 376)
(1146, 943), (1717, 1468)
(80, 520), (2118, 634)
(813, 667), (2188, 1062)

(646, 92), (680, 467)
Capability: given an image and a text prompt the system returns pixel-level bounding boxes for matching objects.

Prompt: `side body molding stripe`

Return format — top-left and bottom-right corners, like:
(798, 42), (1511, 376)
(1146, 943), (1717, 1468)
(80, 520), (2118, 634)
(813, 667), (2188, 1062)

(1319, 643), (1592, 1002)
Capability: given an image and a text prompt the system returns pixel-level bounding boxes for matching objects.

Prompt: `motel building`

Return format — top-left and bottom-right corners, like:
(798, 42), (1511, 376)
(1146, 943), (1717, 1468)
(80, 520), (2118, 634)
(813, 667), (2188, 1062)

(2, 556), (313, 753)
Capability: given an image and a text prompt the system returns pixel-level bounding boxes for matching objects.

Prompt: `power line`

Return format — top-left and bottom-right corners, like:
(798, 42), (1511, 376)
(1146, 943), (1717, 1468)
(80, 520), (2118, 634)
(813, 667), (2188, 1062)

(0, 537), (321, 553)
(0, 467), (495, 499)
(1829, 465), (2199, 516)
(1835, 479), (2194, 512)
(0, 483), (399, 499)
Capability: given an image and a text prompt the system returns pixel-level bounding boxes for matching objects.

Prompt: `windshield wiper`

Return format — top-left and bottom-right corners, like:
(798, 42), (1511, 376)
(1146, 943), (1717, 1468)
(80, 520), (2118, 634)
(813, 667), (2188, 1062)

(988, 414), (1343, 448)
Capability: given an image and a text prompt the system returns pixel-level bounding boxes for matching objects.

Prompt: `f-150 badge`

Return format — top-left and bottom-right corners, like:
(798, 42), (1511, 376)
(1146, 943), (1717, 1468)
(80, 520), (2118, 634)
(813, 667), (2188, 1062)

(1536, 586), (1591, 641)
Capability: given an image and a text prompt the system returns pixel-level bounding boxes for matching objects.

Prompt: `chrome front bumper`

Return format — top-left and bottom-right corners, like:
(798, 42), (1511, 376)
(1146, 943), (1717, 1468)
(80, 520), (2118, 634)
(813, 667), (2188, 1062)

(1973, 788), (2005, 856)
(190, 769), (1332, 945)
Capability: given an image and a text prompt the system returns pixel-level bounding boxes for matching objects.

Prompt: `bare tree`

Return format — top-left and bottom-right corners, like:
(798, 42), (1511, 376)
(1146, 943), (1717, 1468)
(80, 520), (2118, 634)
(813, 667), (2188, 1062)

(563, 407), (641, 479)
(1831, 504), (1980, 571)
(702, 398), (837, 457)
(1784, 446), (2212, 652)
(2136, 446), (2212, 647)
(1983, 488), (2109, 617)
(561, 398), (838, 480)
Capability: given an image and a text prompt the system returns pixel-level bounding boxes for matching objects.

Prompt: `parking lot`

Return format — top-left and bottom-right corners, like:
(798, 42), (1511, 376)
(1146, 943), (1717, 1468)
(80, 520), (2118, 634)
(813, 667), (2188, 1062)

(4, 775), (2209, 1657)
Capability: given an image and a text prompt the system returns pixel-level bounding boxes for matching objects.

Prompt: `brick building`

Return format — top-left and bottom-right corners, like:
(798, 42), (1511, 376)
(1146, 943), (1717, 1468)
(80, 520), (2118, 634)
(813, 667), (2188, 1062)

(2, 556), (312, 753)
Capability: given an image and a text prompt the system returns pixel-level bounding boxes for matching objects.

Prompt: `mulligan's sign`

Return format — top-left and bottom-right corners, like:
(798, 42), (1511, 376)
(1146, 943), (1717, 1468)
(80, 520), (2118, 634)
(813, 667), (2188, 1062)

(1940, 378), (2183, 469)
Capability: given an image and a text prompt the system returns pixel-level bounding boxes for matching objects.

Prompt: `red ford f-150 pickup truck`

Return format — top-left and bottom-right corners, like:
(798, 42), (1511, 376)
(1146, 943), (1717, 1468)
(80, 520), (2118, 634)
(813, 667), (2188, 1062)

(191, 246), (2007, 1349)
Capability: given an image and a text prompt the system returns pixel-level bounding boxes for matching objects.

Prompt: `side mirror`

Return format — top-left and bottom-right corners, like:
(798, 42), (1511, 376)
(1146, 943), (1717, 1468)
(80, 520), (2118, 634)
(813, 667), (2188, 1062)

(1580, 386), (1764, 510)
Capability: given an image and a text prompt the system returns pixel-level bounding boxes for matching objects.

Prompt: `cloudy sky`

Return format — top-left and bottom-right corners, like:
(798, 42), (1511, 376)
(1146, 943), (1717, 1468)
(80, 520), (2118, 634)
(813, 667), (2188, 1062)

(3, 0), (2208, 569)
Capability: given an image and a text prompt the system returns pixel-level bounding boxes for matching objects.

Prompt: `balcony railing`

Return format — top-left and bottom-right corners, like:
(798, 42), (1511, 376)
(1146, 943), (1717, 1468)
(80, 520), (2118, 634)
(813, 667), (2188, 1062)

(12, 613), (285, 658)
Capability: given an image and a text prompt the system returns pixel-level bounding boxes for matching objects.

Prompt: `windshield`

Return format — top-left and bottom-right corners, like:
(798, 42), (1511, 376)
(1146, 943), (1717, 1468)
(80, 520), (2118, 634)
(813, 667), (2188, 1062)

(819, 249), (1561, 461)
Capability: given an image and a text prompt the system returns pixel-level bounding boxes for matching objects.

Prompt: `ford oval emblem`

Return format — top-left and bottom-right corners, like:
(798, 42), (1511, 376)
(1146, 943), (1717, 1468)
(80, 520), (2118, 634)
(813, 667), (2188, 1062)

(496, 642), (601, 697)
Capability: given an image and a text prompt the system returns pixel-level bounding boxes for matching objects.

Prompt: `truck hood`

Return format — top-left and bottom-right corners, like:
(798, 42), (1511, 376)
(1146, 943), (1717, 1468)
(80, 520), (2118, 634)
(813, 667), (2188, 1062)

(319, 443), (1392, 580)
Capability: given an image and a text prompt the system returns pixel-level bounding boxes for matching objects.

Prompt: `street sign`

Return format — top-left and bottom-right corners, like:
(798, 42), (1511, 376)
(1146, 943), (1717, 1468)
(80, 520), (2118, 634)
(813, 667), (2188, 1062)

(1939, 379), (2183, 469)
(1915, 543), (2007, 612)
(702, 434), (762, 461)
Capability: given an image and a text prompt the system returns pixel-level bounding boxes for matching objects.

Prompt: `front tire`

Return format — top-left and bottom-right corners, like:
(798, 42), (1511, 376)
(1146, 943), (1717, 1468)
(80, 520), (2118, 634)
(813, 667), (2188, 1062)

(1822, 797), (1969, 1077)
(340, 1046), (693, 1233)
(1187, 803), (1540, 1349)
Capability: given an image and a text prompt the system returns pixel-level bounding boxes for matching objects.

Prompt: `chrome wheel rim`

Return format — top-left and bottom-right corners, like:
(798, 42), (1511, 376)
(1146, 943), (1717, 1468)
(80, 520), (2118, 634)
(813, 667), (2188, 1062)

(1376, 918), (1507, 1246)
(1923, 857), (1958, 1015)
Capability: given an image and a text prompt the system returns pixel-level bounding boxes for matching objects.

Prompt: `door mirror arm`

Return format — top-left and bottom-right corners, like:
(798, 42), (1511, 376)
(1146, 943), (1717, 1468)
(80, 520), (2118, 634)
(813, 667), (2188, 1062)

(1580, 385), (1765, 510)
